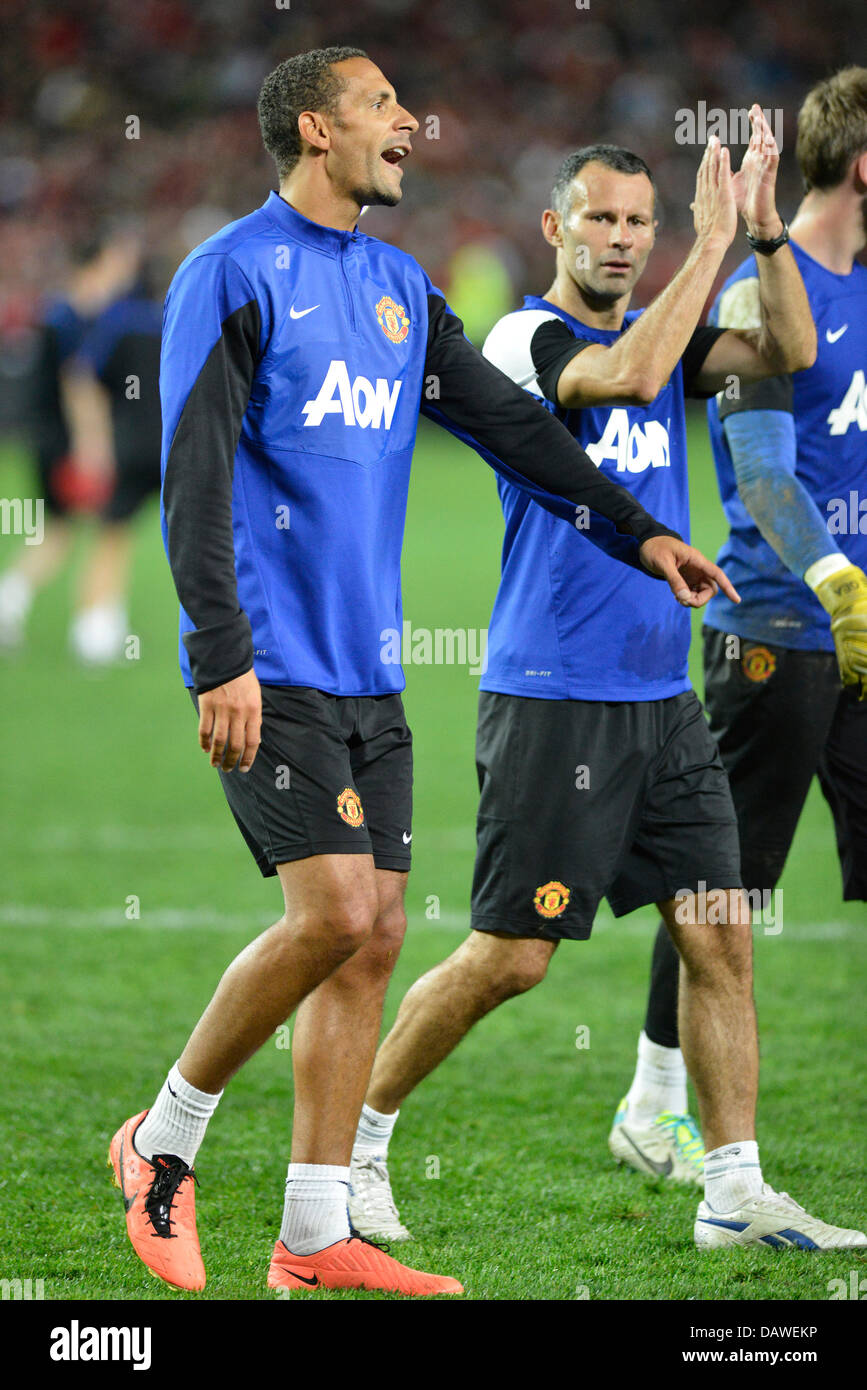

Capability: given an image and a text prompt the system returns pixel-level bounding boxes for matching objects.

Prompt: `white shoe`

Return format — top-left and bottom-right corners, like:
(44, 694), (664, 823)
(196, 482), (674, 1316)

(348, 1154), (412, 1242)
(69, 602), (127, 665)
(609, 1096), (704, 1184)
(695, 1184), (867, 1250)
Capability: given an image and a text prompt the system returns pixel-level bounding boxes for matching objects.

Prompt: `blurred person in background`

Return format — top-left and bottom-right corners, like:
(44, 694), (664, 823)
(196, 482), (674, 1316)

(0, 229), (141, 659)
(64, 252), (167, 663)
(443, 238), (515, 345)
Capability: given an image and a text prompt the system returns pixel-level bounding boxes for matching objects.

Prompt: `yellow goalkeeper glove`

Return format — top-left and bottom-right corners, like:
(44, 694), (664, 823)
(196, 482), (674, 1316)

(813, 563), (867, 699)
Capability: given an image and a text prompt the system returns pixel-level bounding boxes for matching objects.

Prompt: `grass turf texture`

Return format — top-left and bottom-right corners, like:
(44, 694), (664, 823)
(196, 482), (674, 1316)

(0, 414), (865, 1302)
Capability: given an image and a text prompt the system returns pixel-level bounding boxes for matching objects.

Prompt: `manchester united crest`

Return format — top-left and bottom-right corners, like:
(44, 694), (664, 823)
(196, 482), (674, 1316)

(742, 645), (777, 683)
(534, 880), (571, 920)
(337, 787), (365, 827)
(375, 295), (410, 344)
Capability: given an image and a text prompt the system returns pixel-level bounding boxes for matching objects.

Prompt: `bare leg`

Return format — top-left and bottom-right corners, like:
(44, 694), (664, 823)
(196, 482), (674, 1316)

(366, 930), (558, 1115)
(5, 515), (73, 587)
(660, 889), (757, 1152)
(178, 854), (379, 1094)
(290, 869), (408, 1165)
(77, 520), (134, 609)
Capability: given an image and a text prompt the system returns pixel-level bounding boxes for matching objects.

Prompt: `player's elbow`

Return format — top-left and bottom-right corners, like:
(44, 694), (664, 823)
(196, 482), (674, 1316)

(624, 373), (662, 406)
(772, 330), (817, 374)
(796, 331), (818, 371)
(558, 355), (660, 409)
(587, 369), (660, 407)
(780, 340), (816, 374)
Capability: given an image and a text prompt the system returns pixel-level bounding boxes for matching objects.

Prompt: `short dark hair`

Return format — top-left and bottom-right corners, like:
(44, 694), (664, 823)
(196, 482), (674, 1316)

(551, 144), (657, 217)
(796, 66), (867, 192)
(258, 46), (368, 178)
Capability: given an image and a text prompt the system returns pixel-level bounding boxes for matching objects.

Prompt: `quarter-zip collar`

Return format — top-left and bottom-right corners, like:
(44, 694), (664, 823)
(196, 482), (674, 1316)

(261, 190), (361, 256)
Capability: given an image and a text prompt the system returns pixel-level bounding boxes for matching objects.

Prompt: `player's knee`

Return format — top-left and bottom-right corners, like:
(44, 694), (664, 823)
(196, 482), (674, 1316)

(379, 901), (408, 954)
(490, 941), (551, 999)
(364, 902), (408, 974)
(680, 911), (753, 988)
(326, 900), (378, 956)
(288, 893), (378, 959)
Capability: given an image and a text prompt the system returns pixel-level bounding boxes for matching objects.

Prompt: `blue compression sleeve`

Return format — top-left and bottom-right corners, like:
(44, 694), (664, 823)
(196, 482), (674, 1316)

(724, 410), (840, 579)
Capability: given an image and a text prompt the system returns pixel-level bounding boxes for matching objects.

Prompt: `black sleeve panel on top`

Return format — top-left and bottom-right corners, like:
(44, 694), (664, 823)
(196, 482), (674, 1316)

(421, 293), (680, 547)
(717, 372), (794, 421)
(529, 318), (595, 404)
(681, 325), (728, 398)
(162, 298), (261, 693)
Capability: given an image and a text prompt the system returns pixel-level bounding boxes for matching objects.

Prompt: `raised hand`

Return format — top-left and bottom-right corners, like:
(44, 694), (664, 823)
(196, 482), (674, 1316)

(732, 103), (783, 239)
(691, 137), (738, 250)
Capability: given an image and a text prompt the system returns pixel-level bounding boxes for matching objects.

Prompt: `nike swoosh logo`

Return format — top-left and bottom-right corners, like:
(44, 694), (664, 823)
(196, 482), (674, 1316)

(290, 304), (320, 319)
(623, 1130), (673, 1176)
(290, 1270), (319, 1286)
(826, 325), (848, 343)
(402, 831), (412, 844)
(118, 1131), (138, 1210)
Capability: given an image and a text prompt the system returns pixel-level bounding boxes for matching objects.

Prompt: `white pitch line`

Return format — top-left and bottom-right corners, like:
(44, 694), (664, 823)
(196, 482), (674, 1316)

(28, 826), (238, 852)
(0, 905), (264, 929)
(0, 905), (861, 940)
(12, 825), (478, 853)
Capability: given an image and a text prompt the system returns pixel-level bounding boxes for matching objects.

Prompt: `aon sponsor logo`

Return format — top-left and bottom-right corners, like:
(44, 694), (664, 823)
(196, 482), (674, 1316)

(302, 359), (402, 428)
(585, 409), (671, 472)
(827, 370), (867, 435)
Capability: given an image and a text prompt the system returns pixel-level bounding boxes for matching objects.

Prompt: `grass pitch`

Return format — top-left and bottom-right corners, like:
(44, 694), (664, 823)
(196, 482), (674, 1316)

(0, 416), (865, 1302)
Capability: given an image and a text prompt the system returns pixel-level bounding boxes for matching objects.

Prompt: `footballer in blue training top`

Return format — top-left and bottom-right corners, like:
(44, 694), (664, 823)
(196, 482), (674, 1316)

(348, 109), (867, 1256)
(110, 47), (736, 1299)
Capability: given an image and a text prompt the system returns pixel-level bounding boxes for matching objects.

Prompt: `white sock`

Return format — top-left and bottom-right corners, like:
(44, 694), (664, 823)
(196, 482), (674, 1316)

(280, 1163), (351, 1255)
(704, 1141), (764, 1211)
(0, 571), (33, 643)
(625, 1030), (688, 1124)
(0, 571), (33, 614)
(353, 1102), (399, 1159)
(135, 1062), (222, 1167)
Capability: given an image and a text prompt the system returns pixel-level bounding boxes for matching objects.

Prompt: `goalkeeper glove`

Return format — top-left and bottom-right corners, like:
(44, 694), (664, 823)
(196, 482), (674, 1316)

(813, 563), (867, 699)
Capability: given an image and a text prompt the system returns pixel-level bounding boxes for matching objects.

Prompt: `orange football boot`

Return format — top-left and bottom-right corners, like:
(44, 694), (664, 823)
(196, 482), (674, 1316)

(108, 1110), (205, 1291)
(267, 1234), (463, 1296)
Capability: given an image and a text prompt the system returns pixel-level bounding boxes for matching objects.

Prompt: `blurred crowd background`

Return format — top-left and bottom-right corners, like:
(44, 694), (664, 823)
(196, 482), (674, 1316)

(0, 0), (862, 421)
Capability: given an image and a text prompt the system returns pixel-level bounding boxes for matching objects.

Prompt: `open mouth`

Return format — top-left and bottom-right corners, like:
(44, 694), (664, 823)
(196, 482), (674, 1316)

(381, 144), (411, 168)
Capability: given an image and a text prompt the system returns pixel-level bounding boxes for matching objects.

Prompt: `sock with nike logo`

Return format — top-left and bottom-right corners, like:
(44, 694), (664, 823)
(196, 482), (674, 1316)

(704, 1140), (763, 1211)
(135, 1062), (222, 1167)
(353, 1102), (399, 1160)
(280, 1163), (351, 1255)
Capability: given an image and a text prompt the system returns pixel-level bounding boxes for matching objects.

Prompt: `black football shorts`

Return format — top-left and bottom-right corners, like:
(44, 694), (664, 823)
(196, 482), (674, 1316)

(470, 688), (742, 941)
(703, 627), (867, 900)
(189, 685), (413, 876)
(102, 452), (161, 523)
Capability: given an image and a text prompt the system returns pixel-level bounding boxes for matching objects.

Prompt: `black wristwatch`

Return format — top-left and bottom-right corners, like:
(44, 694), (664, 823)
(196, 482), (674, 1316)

(745, 220), (789, 256)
